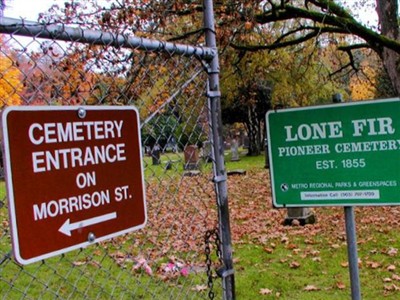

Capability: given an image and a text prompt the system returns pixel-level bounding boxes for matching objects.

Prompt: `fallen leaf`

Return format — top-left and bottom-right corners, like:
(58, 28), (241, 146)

(290, 261), (301, 269)
(88, 261), (101, 268)
(72, 260), (86, 266)
(144, 264), (153, 276)
(387, 248), (398, 257)
(387, 265), (396, 272)
(304, 239), (315, 245)
(259, 288), (273, 295)
(383, 278), (392, 283)
(304, 285), (320, 291)
(293, 248), (301, 255)
(341, 262), (349, 268)
(111, 251), (125, 259)
(392, 274), (400, 281)
(312, 257), (322, 262)
(264, 247), (274, 254)
(132, 257), (152, 276)
(336, 282), (346, 290)
(310, 250), (320, 256)
(384, 284), (400, 291)
(358, 259), (363, 267)
(366, 261), (381, 269)
(192, 285), (207, 292)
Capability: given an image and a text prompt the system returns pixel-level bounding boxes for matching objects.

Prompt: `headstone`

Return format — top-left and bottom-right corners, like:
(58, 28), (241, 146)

(164, 138), (178, 153)
(183, 170), (201, 177)
(284, 207), (316, 226)
(224, 141), (231, 151)
(145, 146), (151, 155)
(184, 145), (199, 170)
(171, 137), (178, 153)
(230, 139), (240, 161)
(227, 169), (246, 176)
(151, 144), (161, 165)
(243, 135), (249, 149)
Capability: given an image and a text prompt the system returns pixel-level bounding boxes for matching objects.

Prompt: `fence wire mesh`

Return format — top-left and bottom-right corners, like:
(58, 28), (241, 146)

(0, 17), (225, 299)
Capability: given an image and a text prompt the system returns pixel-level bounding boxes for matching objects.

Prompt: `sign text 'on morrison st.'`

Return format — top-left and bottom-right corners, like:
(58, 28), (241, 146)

(2, 106), (147, 265)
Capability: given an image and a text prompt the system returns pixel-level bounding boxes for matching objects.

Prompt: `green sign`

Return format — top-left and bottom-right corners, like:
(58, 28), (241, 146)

(266, 98), (400, 207)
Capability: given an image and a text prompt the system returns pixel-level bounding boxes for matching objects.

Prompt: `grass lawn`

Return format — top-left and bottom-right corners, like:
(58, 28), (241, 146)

(1, 150), (400, 299)
(226, 153), (400, 299)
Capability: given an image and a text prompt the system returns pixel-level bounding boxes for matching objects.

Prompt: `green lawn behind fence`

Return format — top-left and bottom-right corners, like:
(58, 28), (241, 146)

(1, 151), (400, 299)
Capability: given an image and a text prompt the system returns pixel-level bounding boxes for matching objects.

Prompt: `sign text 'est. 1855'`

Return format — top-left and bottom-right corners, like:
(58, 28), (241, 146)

(266, 98), (400, 207)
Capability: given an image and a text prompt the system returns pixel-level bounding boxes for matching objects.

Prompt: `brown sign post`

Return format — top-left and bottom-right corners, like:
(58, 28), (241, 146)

(2, 106), (147, 265)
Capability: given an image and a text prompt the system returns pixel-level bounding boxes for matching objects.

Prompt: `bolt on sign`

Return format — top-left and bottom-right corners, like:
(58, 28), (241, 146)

(266, 98), (400, 208)
(1, 106), (147, 265)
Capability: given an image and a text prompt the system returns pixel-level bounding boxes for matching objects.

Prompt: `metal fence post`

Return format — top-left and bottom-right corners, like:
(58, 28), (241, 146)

(203, 0), (235, 299)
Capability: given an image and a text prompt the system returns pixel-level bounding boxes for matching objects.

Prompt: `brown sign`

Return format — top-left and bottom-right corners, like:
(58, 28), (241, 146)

(2, 106), (147, 265)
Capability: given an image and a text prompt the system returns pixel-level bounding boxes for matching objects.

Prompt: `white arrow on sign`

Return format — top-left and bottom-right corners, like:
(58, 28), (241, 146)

(59, 212), (117, 236)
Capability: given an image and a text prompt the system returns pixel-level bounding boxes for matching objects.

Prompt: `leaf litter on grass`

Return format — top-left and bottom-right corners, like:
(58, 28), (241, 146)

(227, 169), (400, 298)
(92, 167), (400, 297)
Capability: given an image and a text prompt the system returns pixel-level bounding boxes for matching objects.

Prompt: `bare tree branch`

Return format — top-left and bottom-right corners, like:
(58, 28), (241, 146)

(167, 28), (204, 42)
(255, 4), (400, 54)
(231, 25), (354, 52)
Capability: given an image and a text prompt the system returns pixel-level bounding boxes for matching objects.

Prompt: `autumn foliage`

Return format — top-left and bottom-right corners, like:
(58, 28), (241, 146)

(350, 63), (377, 101)
(0, 36), (22, 107)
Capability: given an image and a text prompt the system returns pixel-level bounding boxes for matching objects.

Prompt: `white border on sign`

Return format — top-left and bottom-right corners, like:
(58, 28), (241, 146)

(266, 97), (400, 208)
(1, 105), (147, 265)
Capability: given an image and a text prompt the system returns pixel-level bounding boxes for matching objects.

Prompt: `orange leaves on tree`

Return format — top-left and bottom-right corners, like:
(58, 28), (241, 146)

(0, 37), (23, 107)
(350, 62), (377, 101)
(0, 56), (22, 106)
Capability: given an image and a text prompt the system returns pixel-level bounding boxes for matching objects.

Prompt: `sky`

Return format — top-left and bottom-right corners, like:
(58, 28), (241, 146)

(4, 0), (63, 20)
(4, 0), (378, 26)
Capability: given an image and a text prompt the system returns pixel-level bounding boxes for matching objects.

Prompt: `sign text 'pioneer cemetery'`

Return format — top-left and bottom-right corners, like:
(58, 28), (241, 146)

(267, 98), (400, 207)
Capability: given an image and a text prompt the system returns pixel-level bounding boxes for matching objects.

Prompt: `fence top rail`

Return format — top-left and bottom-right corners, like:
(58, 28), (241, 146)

(0, 17), (216, 60)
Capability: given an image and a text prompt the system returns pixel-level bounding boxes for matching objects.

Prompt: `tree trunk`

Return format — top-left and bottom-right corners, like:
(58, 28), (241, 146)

(376, 0), (400, 96)
(246, 105), (261, 156)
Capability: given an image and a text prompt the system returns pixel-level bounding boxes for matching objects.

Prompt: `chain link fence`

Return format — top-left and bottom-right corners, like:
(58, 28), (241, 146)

(0, 5), (233, 298)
